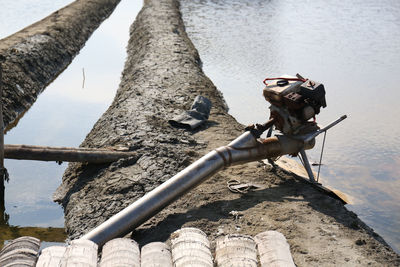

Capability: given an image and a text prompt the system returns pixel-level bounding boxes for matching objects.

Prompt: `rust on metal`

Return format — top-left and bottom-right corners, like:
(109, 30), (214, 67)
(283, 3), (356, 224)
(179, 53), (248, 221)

(215, 148), (229, 167)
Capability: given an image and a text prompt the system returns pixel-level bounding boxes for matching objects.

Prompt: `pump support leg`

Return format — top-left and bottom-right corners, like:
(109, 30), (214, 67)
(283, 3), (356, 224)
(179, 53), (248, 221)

(299, 148), (316, 183)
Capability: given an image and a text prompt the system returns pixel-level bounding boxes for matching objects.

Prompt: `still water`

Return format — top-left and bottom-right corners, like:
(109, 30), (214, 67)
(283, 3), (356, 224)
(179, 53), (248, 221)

(180, 0), (400, 252)
(0, 0), (142, 244)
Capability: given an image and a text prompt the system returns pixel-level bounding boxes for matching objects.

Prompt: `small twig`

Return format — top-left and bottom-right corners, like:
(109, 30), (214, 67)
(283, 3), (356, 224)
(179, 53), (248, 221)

(82, 67), (86, 89)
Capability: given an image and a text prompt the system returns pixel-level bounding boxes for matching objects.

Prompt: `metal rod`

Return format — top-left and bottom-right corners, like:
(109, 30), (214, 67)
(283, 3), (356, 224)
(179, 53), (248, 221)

(81, 132), (314, 246)
(299, 149), (316, 183)
(303, 115), (347, 143)
(316, 131), (327, 182)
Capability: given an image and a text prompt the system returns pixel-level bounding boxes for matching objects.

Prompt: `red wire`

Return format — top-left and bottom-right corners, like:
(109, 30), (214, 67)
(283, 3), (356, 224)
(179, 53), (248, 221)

(263, 77), (307, 86)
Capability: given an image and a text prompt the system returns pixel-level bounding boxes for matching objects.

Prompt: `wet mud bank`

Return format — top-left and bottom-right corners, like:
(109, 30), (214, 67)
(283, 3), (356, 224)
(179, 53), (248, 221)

(0, 0), (121, 128)
(55, 0), (399, 265)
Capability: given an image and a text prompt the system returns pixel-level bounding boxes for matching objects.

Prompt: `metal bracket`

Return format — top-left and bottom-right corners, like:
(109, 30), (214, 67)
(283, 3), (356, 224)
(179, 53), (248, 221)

(299, 148), (316, 183)
(297, 115), (347, 184)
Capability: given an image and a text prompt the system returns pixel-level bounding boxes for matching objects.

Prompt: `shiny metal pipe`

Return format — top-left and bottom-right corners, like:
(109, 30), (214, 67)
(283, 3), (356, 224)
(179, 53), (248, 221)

(81, 131), (312, 246)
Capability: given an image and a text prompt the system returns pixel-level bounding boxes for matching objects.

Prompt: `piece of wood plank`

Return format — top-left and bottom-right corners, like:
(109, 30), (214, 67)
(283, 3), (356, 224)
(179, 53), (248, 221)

(99, 238), (140, 267)
(215, 234), (258, 267)
(4, 144), (137, 163)
(4, 144), (130, 151)
(141, 242), (172, 267)
(255, 231), (295, 267)
(36, 246), (67, 267)
(170, 228), (213, 267)
(0, 236), (40, 267)
(59, 239), (98, 267)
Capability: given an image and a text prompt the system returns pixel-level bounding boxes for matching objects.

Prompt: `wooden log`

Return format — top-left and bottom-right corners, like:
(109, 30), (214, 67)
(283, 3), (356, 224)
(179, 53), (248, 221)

(254, 231), (296, 267)
(0, 236), (40, 267)
(0, 57), (5, 202)
(59, 239), (98, 267)
(4, 144), (137, 163)
(170, 227), (213, 267)
(36, 246), (67, 267)
(215, 234), (258, 267)
(99, 238), (140, 267)
(5, 144), (131, 151)
(141, 242), (172, 267)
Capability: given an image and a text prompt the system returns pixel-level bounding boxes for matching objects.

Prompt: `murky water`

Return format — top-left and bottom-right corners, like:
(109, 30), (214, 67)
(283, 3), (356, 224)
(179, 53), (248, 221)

(0, 0), (142, 245)
(180, 0), (400, 252)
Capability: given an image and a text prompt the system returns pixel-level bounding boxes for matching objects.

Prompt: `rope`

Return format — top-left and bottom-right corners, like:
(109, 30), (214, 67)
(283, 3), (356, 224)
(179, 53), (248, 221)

(227, 179), (260, 194)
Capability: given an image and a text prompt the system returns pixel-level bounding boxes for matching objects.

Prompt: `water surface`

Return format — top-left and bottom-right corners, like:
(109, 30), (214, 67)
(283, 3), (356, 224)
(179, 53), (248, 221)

(1, 0), (142, 244)
(180, 0), (400, 252)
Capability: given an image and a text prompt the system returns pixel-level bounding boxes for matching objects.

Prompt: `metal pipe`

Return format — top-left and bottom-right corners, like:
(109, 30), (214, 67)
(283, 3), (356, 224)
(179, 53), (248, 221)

(81, 131), (314, 246)
(303, 115), (347, 143)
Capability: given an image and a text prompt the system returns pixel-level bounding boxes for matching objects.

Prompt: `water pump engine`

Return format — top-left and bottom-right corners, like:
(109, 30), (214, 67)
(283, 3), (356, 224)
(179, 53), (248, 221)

(80, 74), (347, 246)
(263, 74), (327, 135)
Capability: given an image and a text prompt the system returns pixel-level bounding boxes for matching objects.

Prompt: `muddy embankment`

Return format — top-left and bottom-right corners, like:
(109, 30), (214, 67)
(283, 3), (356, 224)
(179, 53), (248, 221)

(49, 0), (400, 266)
(0, 0), (121, 129)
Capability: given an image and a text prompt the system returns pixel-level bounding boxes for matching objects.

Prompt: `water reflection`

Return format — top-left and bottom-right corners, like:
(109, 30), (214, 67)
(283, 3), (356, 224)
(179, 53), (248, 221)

(180, 0), (400, 252)
(1, 0), (142, 241)
(0, 190), (66, 249)
(0, 0), (75, 39)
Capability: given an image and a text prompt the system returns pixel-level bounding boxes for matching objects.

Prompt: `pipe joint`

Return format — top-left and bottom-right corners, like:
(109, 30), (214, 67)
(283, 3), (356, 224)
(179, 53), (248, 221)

(214, 147), (233, 168)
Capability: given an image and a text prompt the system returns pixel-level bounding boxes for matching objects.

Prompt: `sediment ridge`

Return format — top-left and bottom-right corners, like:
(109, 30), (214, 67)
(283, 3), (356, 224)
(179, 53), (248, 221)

(0, 0), (121, 128)
(53, 0), (399, 265)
